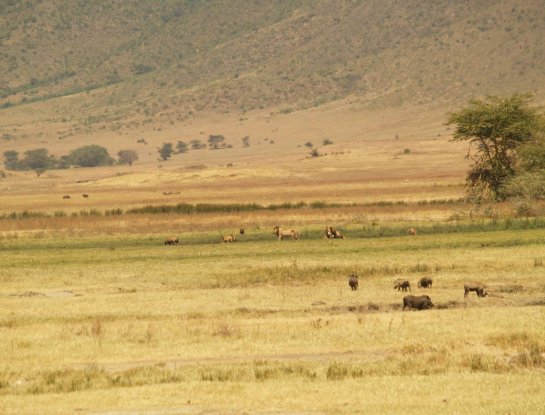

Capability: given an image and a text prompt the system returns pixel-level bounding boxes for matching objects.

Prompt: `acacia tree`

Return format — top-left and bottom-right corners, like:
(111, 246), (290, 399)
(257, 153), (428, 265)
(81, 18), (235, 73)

(117, 149), (138, 166)
(158, 142), (173, 160)
(447, 94), (544, 200)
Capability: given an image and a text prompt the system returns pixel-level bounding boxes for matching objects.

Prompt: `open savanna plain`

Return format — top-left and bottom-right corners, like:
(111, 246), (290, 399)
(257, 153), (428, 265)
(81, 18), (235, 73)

(1, 103), (545, 414)
(1, 204), (545, 413)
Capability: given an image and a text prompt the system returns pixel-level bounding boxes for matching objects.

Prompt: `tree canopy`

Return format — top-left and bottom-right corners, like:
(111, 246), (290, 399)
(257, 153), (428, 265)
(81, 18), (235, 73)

(68, 145), (114, 167)
(447, 94), (545, 200)
(117, 149), (138, 166)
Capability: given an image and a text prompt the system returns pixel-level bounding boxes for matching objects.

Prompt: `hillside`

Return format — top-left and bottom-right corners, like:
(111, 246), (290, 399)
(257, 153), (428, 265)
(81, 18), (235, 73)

(1, 0), (544, 129)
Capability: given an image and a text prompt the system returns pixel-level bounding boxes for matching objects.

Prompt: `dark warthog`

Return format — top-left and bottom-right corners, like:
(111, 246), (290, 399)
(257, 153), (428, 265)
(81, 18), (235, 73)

(219, 234), (236, 243)
(348, 273), (359, 290)
(403, 295), (434, 310)
(464, 283), (488, 298)
(239, 228), (245, 235)
(394, 278), (411, 291)
(418, 277), (433, 288)
(273, 226), (300, 240)
(164, 236), (179, 245)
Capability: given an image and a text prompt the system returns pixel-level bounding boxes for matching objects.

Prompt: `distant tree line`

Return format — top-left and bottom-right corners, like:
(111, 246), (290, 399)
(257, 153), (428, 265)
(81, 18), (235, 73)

(157, 134), (237, 160)
(2, 145), (138, 176)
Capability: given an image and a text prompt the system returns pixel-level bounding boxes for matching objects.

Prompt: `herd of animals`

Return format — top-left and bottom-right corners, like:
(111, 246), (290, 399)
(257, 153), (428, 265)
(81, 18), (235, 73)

(348, 272), (489, 310)
(164, 225), (490, 310)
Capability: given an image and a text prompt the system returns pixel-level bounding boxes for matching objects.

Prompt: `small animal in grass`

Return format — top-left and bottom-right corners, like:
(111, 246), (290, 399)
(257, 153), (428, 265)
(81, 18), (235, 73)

(348, 273), (359, 290)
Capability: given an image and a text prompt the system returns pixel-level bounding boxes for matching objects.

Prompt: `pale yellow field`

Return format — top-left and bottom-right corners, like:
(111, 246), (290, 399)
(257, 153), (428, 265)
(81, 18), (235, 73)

(1, 103), (544, 414)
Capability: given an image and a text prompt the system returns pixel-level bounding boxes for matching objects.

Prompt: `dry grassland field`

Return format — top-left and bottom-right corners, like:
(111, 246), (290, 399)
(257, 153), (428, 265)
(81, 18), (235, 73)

(1, 104), (545, 414)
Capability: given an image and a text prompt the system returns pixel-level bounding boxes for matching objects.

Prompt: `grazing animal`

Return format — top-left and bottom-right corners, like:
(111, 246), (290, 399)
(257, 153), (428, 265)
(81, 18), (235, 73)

(403, 295), (434, 310)
(219, 234), (236, 243)
(273, 226), (300, 240)
(325, 226), (344, 239)
(464, 283), (488, 298)
(408, 227), (417, 235)
(164, 236), (179, 245)
(394, 278), (411, 291)
(348, 273), (359, 290)
(82, 194), (89, 198)
(239, 228), (245, 235)
(418, 277), (433, 288)
(62, 195), (70, 199)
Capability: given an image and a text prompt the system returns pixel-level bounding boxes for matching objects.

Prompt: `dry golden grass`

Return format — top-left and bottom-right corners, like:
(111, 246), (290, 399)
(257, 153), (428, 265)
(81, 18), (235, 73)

(2, 103), (544, 414)
(1, 227), (545, 414)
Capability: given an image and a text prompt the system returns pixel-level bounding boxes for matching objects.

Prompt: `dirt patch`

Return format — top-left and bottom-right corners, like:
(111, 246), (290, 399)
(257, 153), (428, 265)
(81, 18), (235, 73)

(525, 298), (545, 307)
(325, 302), (396, 314)
(11, 291), (45, 297)
(496, 285), (525, 293)
(435, 300), (465, 310)
(10, 290), (79, 298)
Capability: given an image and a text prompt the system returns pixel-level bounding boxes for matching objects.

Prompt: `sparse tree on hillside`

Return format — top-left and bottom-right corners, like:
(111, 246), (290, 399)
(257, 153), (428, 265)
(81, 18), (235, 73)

(20, 148), (55, 176)
(69, 145), (114, 167)
(118, 149), (139, 166)
(176, 141), (188, 153)
(208, 134), (226, 149)
(21, 148), (54, 170)
(158, 142), (173, 160)
(190, 139), (206, 150)
(3, 150), (20, 170)
(447, 94), (545, 200)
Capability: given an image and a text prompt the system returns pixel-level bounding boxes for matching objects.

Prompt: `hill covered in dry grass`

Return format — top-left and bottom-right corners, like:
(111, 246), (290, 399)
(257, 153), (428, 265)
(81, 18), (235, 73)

(1, 0), (544, 132)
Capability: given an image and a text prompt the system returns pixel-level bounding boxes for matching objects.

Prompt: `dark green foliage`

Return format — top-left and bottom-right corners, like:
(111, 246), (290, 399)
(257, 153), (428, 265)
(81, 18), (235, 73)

(68, 145), (114, 167)
(190, 140), (206, 150)
(447, 94), (545, 200)
(158, 142), (173, 160)
(176, 141), (188, 153)
(208, 134), (230, 150)
(21, 148), (55, 170)
(3, 150), (20, 170)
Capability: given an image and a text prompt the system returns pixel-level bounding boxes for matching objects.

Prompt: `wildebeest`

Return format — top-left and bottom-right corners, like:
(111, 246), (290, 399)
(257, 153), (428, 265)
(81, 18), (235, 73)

(82, 194), (89, 198)
(394, 278), (411, 291)
(325, 226), (344, 239)
(408, 227), (417, 235)
(273, 226), (300, 240)
(219, 234), (236, 243)
(164, 236), (179, 245)
(348, 273), (358, 290)
(418, 277), (433, 288)
(403, 295), (434, 310)
(62, 195), (70, 199)
(464, 283), (488, 298)
(239, 228), (245, 235)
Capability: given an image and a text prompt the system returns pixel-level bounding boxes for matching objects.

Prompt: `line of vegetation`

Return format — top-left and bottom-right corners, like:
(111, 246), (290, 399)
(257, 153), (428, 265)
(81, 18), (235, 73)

(3, 145), (138, 175)
(0, 199), (464, 221)
(0, 77), (122, 110)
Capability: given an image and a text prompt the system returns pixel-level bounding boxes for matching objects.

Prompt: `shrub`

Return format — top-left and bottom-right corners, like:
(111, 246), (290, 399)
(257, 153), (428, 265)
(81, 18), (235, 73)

(69, 145), (114, 167)
(117, 149), (138, 166)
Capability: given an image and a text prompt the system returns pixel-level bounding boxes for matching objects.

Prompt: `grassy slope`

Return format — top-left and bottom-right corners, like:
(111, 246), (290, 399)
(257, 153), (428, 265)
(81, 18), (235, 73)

(1, 0), (544, 131)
